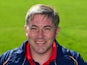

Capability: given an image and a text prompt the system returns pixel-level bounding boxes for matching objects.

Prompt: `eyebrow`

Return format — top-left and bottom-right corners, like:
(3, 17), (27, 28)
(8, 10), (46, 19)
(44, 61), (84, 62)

(30, 25), (38, 27)
(44, 25), (53, 28)
(30, 25), (53, 28)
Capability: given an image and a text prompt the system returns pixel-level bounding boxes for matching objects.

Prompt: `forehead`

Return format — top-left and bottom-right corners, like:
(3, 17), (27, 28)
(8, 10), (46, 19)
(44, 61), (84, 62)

(29, 14), (54, 26)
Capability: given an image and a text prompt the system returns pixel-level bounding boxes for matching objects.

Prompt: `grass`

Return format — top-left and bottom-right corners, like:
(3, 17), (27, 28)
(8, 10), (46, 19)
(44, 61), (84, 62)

(0, 0), (87, 61)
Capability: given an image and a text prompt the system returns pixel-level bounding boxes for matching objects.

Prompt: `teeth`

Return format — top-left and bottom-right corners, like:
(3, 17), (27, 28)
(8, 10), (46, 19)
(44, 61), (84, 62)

(36, 42), (44, 44)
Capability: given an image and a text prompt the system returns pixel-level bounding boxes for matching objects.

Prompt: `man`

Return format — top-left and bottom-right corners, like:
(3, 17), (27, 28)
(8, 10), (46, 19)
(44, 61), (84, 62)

(0, 4), (87, 65)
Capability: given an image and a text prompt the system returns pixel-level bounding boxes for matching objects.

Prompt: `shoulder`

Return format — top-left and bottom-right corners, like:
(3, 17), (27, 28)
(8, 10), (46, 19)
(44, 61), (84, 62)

(0, 47), (25, 65)
(57, 43), (87, 65)
(55, 41), (80, 59)
(0, 41), (28, 65)
(61, 46), (79, 59)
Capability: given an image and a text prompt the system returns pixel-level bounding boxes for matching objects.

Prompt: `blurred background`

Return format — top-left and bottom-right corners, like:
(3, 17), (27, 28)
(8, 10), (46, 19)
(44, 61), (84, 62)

(0, 0), (87, 61)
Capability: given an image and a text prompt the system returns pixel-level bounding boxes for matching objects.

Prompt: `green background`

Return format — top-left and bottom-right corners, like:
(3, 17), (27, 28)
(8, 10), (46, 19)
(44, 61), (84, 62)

(0, 0), (87, 61)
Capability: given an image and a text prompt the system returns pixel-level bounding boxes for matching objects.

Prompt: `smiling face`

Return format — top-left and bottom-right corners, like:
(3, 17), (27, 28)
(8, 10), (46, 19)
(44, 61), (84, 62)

(25, 14), (59, 54)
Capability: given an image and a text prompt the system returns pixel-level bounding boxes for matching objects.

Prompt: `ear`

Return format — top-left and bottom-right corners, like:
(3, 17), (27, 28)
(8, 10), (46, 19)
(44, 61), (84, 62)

(24, 25), (29, 37)
(55, 26), (60, 38)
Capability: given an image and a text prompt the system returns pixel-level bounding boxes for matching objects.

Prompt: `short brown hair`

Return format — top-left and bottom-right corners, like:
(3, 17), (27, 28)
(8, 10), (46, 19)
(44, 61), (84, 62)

(25, 4), (60, 28)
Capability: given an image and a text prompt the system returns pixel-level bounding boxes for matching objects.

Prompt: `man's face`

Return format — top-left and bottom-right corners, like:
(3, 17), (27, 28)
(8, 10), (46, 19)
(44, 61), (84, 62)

(25, 14), (59, 54)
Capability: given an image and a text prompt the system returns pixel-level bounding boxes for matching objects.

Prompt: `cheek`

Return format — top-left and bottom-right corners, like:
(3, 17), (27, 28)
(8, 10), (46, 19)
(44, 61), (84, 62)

(28, 31), (37, 38)
(44, 32), (56, 39)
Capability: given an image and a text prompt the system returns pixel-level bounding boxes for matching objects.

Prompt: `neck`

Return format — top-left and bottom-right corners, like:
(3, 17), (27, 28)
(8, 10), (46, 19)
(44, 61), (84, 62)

(30, 47), (52, 65)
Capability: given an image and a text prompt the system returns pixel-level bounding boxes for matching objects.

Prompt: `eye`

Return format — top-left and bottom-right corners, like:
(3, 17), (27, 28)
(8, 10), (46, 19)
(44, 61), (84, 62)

(44, 27), (52, 31)
(29, 25), (38, 31)
(30, 27), (37, 30)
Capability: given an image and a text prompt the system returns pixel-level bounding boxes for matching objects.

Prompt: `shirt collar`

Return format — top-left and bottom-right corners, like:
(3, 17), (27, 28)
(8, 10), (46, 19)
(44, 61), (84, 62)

(26, 41), (57, 65)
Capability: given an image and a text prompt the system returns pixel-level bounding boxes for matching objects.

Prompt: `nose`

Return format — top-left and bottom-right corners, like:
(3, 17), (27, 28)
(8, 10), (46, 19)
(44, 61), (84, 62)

(37, 29), (44, 38)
